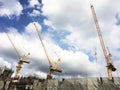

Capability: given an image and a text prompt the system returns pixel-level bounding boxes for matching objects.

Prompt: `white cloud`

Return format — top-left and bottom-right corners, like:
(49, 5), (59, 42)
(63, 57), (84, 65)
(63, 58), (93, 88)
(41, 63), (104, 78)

(0, 0), (23, 17)
(0, 57), (11, 68)
(28, 0), (40, 8)
(44, 19), (55, 29)
(34, 71), (47, 79)
(25, 22), (41, 35)
(44, 19), (52, 26)
(28, 9), (41, 17)
(42, 0), (91, 30)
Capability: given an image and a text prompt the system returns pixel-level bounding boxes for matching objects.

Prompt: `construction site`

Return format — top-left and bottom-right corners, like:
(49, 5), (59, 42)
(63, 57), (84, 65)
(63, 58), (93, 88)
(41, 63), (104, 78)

(0, 0), (120, 90)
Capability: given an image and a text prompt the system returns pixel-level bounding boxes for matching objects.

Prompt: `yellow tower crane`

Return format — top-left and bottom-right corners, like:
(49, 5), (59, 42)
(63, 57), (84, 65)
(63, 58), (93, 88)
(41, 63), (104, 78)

(90, 5), (116, 80)
(33, 23), (62, 79)
(3, 27), (30, 78)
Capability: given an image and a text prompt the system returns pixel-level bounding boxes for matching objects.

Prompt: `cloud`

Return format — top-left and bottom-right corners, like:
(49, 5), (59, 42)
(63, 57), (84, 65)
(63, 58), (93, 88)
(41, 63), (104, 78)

(0, 0), (23, 17)
(0, 57), (11, 68)
(44, 19), (54, 28)
(28, 0), (41, 8)
(42, 0), (91, 30)
(28, 9), (41, 17)
(25, 22), (41, 35)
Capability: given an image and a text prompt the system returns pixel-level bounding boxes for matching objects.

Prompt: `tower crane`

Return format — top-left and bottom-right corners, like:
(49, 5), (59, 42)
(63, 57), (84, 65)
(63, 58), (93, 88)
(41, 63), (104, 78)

(33, 23), (62, 79)
(90, 5), (116, 80)
(3, 27), (30, 78)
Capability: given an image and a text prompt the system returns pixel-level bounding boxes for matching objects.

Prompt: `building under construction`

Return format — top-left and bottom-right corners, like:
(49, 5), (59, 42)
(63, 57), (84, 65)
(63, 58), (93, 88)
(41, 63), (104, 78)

(0, 67), (120, 90)
(0, 3), (120, 90)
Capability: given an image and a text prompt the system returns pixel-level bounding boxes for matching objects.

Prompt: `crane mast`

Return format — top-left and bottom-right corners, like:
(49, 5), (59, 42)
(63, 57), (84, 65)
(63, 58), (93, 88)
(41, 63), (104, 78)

(3, 27), (30, 78)
(90, 5), (116, 80)
(15, 52), (30, 78)
(33, 23), (62, 79)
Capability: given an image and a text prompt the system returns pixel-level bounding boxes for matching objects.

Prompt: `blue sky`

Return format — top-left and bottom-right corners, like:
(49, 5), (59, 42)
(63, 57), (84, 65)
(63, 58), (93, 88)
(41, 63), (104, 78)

(0, 0), (120, 79)
(0, 0), (43, 32)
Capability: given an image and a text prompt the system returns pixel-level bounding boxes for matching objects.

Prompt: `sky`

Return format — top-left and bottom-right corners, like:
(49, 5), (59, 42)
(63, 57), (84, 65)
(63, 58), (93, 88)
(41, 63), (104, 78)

(0, 0), (120, 79)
